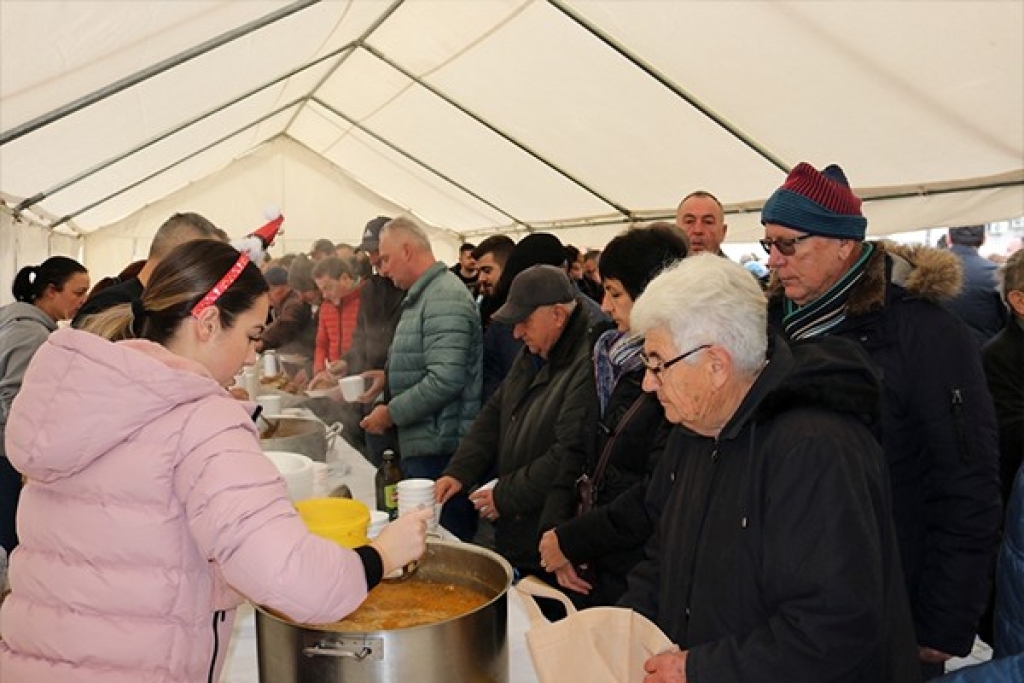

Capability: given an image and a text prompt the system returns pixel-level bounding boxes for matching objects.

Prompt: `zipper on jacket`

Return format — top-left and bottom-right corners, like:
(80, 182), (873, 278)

(951, 388), (972, 462)
(208, 610), (226, 683)
(680, 444), (721, 634)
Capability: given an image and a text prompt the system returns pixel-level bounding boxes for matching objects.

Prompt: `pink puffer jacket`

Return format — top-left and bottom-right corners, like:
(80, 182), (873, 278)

(1, 328), (371, 682)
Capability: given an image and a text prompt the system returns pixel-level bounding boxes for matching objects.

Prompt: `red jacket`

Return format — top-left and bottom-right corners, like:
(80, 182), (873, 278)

(314, 284), (362, 372)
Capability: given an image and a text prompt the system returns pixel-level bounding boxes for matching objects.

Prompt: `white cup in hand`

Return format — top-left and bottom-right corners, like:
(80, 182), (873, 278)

(339, 375), (366, 402)
(256, 394), (282, 416)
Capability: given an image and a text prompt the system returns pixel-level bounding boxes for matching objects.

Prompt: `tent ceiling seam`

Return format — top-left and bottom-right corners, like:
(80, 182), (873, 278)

(547, 0), (790, 175)
(0, 0), (322, 148)
(361, 43), (635, 221)
(311, 96), (531, 231)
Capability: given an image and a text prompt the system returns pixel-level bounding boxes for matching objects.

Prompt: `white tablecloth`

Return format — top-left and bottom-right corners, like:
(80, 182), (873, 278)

(221, 421), (539, 683)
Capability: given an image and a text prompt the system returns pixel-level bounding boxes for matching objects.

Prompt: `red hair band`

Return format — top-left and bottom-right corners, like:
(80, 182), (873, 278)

(191, 251), (250, 318)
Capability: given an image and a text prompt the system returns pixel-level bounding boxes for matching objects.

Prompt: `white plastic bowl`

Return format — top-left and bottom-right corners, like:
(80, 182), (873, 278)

(262, 450), (314, 502)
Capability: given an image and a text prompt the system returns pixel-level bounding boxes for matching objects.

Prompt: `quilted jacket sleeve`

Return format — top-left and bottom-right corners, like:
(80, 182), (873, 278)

(175, 399), (370, 624)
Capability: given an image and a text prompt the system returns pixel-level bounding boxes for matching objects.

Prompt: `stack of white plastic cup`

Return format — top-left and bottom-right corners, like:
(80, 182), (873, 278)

(243, 367), (259, 401)
(396, 479), (439, 532)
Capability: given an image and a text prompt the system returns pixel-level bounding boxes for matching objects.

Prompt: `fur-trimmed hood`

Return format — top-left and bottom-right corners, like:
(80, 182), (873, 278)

(767, 240), (962, 316)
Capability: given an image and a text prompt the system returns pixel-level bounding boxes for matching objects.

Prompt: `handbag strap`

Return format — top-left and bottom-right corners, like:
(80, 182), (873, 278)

(590, 394), (647, 494)
(515, 576), (579, 626)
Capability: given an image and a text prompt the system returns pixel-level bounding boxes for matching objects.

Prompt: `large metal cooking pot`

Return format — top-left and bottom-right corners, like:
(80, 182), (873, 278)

(259, 416), (342, 463)
(255, 541), (512, 683)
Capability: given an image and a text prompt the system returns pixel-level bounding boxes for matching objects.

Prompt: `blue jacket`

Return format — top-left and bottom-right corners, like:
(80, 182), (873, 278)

(939, 467), (1024, 681)
(946, 244), (1008, 348)
(386, 262), (481, 459)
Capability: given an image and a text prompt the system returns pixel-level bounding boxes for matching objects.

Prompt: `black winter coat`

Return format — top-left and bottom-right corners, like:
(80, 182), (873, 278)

(983, 318), (1024, 506)
(622, 335), (920, 682)
(768, 242), (1002, 657)
(344, 273), (404, 374)
(540, 366), (669, 605)
(444, 305), (595, 570)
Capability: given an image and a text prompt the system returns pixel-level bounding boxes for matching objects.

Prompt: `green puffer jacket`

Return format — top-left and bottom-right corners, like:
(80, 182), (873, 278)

(386, 262), (482, 459)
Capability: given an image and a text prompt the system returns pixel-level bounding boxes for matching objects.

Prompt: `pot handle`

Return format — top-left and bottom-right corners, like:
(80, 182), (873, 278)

(324, 422), (344, 451)
(303, 638), (381, 661)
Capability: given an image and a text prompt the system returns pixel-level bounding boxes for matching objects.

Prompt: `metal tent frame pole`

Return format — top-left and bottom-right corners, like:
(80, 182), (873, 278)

(311, 97), (529, 230)
(0, 0), (321, 147)
(49, 98), (306, 229)
(362, 43), (635, 222)
(547, 0), (790, 175)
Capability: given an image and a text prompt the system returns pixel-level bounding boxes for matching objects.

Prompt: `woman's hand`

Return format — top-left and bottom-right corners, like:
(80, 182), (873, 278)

(554, 563), (592, 595)
(538, 529), (569, 571)
(370, 507), (432, 576)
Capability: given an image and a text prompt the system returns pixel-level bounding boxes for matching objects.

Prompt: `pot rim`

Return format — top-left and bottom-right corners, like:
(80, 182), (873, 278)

(254, 540), (513, 634)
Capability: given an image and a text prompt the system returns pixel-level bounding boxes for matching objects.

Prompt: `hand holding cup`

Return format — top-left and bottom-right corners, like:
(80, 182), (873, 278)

(370, 506), (432, 577)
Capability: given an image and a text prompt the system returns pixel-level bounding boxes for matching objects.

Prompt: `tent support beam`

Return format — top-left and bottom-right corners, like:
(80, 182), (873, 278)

(0, 0), (321, 147)
(312, 97), (530, 231)
(49, 99), (307, 229)
(547, 0), (790, 175)
(282, 0), (407, 132)
(12, 41), (360, 217)
(462, 177), (1024, 237)
(362, 44), (635, 221)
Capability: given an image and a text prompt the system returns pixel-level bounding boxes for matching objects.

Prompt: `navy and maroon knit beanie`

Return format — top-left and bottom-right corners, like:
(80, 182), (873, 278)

(761, 162), (868, 240)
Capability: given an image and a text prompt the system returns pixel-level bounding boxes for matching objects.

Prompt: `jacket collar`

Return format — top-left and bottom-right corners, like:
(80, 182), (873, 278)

(768, 240), (963, 317)
(545, 299), (591, 369)
(717, 333), (881, 442)
(403, 262), (447, 307)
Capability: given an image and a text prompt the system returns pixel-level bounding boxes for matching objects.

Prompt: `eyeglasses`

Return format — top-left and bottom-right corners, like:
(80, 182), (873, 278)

(759, 234), (814, 256)
(641, 344), (711, 379)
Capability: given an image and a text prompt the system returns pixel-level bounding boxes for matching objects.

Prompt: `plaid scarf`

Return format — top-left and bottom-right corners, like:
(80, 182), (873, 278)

(593, 329), (645, 415)
(783, 242), (874, 340)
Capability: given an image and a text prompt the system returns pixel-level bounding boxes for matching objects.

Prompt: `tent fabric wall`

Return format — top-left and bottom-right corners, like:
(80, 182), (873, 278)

(74, 136), (456, 282)
(1, 1), (1022, 268)
(1, 204), (83, 307)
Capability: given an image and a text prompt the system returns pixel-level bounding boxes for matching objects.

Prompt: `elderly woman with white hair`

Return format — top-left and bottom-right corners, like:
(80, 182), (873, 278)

(620, 254), (920, 683)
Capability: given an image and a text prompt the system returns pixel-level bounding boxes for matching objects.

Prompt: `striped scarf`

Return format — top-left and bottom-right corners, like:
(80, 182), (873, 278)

(593, 329), (644, 415)
(783, 242), (874, 340)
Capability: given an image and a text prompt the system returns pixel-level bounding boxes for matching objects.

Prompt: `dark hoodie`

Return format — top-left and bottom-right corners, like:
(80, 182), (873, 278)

(622, 334), (920, 682)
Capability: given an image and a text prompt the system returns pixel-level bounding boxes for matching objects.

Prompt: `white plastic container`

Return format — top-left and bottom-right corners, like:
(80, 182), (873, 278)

(262, 451), (314, 502)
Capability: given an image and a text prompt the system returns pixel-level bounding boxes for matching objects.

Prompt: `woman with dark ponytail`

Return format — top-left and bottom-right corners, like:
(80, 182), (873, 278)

(0, 255), (89, 554)
(1, 240), (430, 682)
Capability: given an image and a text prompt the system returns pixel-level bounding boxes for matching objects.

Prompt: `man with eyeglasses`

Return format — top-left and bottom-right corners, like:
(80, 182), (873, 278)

(761, 162), (1001, 680)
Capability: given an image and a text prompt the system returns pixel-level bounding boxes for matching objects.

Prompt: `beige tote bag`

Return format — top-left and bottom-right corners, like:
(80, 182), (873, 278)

(516, 576), (675, 683)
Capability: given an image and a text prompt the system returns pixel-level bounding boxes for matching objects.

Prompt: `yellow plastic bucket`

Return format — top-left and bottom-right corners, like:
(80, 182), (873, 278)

(295, 498), (370, 549)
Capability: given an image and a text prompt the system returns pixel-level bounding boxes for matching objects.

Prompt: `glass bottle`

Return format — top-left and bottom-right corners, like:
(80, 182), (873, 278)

(375, 450), (403, 521)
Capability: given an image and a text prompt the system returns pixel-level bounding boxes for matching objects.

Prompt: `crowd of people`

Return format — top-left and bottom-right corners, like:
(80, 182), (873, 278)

(0, 162), (1021, 682)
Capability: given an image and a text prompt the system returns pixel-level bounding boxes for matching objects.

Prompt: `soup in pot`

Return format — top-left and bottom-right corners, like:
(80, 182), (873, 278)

(321, 579), (490, 631)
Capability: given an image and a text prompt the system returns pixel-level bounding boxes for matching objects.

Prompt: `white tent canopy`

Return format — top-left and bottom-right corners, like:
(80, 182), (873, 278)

(2, 0), (1022, 299)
